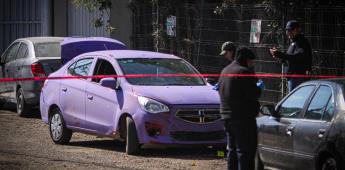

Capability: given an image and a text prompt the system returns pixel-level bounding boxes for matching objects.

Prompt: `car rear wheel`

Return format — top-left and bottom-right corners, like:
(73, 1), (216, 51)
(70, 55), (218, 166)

(126, 117), (140, 155)
(16, 88), (30, 117)
(49, 108), (72, 144)
(321, 157), (338, 170)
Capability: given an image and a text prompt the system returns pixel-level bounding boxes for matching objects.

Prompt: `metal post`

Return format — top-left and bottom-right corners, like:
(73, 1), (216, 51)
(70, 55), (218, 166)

(156, 0), (159, 52)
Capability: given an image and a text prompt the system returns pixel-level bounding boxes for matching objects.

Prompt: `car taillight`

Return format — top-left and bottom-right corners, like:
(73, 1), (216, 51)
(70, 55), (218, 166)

(31, 63), (46, 77)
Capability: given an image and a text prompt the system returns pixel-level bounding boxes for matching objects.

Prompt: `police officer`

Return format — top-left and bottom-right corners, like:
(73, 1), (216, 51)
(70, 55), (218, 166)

(269, 20), (312, 92)
(218, 47), (261, 170)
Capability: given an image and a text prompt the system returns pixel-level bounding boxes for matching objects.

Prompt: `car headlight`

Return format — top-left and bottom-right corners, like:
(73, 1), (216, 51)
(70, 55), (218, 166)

(137, 96), (169, 114)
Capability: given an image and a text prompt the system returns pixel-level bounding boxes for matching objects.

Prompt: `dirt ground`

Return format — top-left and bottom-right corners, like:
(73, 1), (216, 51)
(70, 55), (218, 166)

(0, 104), (227, 170)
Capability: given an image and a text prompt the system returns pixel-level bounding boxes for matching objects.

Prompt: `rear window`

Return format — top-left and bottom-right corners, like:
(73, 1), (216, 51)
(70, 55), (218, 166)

(34, 42), (61, 57)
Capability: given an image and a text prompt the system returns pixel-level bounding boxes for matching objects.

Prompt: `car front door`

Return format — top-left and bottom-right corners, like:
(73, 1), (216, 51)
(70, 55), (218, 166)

(85, 57), (119, 135)
(258, 85), (316, 170)
(293, 84), (334, 170)
(60, 58), (94, 128)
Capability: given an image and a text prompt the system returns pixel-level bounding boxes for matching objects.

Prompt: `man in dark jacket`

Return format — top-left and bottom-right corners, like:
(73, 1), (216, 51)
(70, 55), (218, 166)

(269, 20), (312, 92)
(218, 47), (261, 170)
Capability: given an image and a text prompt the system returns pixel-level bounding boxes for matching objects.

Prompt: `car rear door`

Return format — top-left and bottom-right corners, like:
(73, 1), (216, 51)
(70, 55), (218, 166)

(60, 57), (94, 128)
(84, 57), (119, 135)
(293, 84), (334, 170)
(0, 42), (20, 100)
(258, 85), (316, 170)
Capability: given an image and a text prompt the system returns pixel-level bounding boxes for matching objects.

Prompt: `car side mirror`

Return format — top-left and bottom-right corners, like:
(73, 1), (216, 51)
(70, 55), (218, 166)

(100, 78), (117, 90)
(260, 104), (279, 117)
(205, 77), (217, 86)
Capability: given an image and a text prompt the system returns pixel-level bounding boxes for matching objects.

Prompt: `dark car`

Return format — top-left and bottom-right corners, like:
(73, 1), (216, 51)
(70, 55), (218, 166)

(256, 79), (345, 170)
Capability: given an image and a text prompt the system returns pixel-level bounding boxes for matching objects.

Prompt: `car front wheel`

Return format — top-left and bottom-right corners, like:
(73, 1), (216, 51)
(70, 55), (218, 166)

(49, 108), (72, 144)
(321, 157), (338, 170)
(125, 117), (140, 155)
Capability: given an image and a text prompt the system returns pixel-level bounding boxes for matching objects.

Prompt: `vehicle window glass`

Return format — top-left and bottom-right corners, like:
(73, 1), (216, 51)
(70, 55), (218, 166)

(4, 43), (20, 63)
(279, 85), (315, 118)
(118, 58), (205, 86)
(323, 95), (335, 121)
(305, 85), (332, 120)
(92, 59), (116, 83)
(16, 43), (28, 59)
(68, 58), (93, 78)
(34, 42), (60, 57)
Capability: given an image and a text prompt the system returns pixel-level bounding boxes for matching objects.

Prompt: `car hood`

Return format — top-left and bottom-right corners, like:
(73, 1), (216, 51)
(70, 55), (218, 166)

(131, 85), (220, 105)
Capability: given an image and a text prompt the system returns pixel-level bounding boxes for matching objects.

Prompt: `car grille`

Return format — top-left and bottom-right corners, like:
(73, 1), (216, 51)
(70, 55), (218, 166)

(170, 131), (225, 141)
(175, 109), (221, 124)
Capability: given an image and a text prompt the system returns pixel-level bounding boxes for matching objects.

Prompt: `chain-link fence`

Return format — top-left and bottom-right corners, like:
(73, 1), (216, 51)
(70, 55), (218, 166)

(130, 0), (345, 104)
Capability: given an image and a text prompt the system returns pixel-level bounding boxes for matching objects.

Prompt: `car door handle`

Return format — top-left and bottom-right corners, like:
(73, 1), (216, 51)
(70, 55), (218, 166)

(87, 95), (93, 100)
(62, 87), (67, 92)
(286, 126), (294, 136)
(318, 129), (326, 138)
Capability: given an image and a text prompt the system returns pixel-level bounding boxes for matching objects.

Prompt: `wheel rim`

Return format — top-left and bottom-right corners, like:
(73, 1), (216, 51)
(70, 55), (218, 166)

(50, 114), (63, 141)
(322, 158), (337, 170)
(17, 92), (22, 113)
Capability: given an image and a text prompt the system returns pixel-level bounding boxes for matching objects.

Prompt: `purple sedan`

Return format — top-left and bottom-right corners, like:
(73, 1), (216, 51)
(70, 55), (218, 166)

(40, 50), (225, 155)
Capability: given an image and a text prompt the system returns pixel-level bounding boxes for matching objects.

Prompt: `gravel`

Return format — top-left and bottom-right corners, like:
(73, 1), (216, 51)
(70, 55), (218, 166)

(0, 105), (226, 170)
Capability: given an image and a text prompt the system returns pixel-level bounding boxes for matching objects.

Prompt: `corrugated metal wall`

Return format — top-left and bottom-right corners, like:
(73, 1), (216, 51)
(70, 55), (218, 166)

(0, 0), (52, 54)
(67, 1), (109, 37)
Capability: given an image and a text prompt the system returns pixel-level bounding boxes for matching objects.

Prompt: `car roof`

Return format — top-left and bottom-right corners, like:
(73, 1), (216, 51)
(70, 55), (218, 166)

(16, 37), (64, 44)
(302, 78), (345, 87)
(83, 50), (181, 59)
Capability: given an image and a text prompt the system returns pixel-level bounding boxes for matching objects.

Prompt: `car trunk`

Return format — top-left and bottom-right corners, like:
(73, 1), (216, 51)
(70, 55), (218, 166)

(61, 37), (127, 65)
(35, 57), (61, 76)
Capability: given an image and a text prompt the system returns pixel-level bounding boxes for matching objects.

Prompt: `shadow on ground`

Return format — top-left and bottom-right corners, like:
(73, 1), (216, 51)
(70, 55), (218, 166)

(0, 102), (41, 119)
(69, 139), (226, 160)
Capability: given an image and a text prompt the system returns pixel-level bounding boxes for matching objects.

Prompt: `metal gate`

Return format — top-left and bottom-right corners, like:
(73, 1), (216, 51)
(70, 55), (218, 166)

(0, 0), (52, 54)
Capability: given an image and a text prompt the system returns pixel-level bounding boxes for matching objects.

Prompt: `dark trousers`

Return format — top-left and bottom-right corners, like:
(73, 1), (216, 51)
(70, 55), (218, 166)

(225, 119), (258, 170)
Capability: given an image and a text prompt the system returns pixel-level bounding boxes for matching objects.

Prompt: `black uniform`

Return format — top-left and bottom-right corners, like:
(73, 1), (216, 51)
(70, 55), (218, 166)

(276, 34), (312, 91)
(218, 48), (261, 170)
(276, 34), (312, 74)
(218, 61), (261, 120)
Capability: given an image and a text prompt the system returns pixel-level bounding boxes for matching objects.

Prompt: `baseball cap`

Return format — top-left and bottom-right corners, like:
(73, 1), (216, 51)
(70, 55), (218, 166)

(220, 41), (236, 55)
(285, 20), (299, 31)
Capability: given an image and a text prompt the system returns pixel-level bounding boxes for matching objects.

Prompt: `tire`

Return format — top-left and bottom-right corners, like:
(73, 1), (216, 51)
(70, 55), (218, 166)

(49, 108), (72, 145)
(16, 88), (30, 117)
(255, 151), (264, 170)
(125, 117), (140, 155)
(321, 157), (338, 170)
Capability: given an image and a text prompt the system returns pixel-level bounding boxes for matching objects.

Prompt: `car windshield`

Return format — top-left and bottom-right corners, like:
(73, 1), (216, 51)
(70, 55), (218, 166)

(34, 42), (61, 57)
(118, 58), (205, 86)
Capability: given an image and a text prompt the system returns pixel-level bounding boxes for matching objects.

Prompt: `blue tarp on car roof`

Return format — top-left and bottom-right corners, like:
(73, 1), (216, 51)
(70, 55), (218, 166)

(61, 37), (127, 64)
